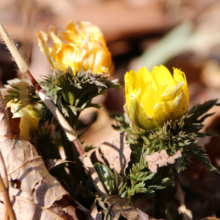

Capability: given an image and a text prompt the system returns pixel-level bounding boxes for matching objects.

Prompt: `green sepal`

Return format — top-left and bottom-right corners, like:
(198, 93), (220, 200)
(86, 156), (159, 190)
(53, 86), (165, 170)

(3, 79), (39, 111)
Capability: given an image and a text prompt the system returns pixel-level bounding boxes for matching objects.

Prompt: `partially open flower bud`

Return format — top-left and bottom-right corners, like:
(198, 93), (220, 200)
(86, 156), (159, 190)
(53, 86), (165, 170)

(125, 65), (189, 130)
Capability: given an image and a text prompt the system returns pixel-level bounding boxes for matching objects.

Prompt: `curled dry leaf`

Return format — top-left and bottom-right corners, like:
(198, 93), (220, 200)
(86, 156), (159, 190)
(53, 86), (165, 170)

(105, 196), (158, 220)
(0, 135), (72, 219)
(0, 92), (90, 220)
(105, 196), (139, 220)
(137, 209), (149, 220)
(145, 150), (182, 173)
(95, 132), (131, 174)
(0, 137), (69, 208)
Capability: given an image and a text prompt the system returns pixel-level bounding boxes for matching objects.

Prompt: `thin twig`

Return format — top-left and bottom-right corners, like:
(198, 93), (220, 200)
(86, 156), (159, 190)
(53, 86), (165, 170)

(175, 179), (193, 220)
(82, 155), (109, 198)
(0, 151), (11, 220)
(37, 91), (78, 142)
(173, 168), (193, 220)
(0, 174), (16, 220)
(0, 151), (8, 189)
(0, 22), (108, 198)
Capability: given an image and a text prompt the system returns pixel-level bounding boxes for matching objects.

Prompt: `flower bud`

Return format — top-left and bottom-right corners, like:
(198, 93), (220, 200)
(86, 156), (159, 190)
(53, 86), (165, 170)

(125, 65), (189, 130)
(7, 102), (40, 140)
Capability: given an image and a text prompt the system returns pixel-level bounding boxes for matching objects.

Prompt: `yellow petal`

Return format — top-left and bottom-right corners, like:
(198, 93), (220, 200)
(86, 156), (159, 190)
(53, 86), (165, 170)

(48, 26), (63, 52)
(126, 93), (158, 130)
(152, 65), (175, 87)
(66, 21), (77, 34)
(9, 105), (40, 140)
(141, 82), (158, 117)
(138, 67), (158, 91)
(125, 85), (131, 109)
(37, 21), (112, 75)
(172, 92), (189, 119)
(153, 102), (173, 127)
(173, 68), (189, 101)
(125, 70), (138, 91)
(161, 81), (184, 101)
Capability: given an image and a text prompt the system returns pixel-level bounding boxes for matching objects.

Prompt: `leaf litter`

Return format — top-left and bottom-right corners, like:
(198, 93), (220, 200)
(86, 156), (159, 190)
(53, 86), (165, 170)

(0, 91), (90, 220)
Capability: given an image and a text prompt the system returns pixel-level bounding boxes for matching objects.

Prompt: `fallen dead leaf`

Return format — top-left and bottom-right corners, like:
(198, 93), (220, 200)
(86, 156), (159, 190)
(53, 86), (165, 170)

(88, 199), (102, 220)
(105, 196), (139, 220)
(96, 132), (131, 174)
(0, 91), (90, 219)
(145, 150), (182, 173)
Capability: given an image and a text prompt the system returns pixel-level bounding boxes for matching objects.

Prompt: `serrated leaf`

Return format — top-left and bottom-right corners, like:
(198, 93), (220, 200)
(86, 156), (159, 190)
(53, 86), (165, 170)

(39, 69), (120, 125)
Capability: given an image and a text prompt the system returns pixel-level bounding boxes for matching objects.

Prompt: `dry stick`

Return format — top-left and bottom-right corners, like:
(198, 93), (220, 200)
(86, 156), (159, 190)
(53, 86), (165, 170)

(175, 179), (192, 220)
(0, 151), (12, 220)
(0, 175), (16, 220)
(0, 170), (16, 220)
(0, 151), (8, 189)
(0, 23), (108, 198)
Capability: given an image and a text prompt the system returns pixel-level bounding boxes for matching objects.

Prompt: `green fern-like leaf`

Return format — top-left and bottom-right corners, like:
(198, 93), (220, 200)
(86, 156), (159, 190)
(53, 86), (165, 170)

(39, 68), (120, 124)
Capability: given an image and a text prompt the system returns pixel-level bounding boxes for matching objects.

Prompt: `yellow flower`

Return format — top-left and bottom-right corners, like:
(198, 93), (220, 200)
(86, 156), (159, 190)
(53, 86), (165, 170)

(37, 21), (112, 75)
(8, 102), (40, 140)
(125, 65), (189, 130)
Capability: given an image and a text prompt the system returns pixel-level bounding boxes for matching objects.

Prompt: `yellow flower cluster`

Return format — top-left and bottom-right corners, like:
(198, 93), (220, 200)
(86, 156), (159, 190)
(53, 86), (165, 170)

(37, 21), (112, 75)
(125, 65), (189, 130)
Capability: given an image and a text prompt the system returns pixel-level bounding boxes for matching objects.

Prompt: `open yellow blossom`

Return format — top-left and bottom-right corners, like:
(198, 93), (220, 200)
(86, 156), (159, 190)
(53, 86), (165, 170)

(37, 21), (112, 75)
(125, 65), (189, 130)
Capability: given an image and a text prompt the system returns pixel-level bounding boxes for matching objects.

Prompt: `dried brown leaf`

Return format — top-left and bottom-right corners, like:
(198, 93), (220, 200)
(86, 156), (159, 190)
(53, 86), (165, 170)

(62, 206), (79, 220)
(0, 137), (71, 219)
(0, 137), (69, 206)
(105, 196), (139, 220)
(137, 209), (150, 220)
(88, 199), (102, 220)
(0, 93), (90, 220)
(145, 150), (182, 173)
(96, 132), (131, 174)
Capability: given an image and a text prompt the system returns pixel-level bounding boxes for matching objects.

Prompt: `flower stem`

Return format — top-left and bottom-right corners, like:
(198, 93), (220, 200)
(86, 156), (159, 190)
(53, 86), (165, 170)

(154, 188), (167, 219)
(154, 166), (170, 219)
(0, 22), (108, 198)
